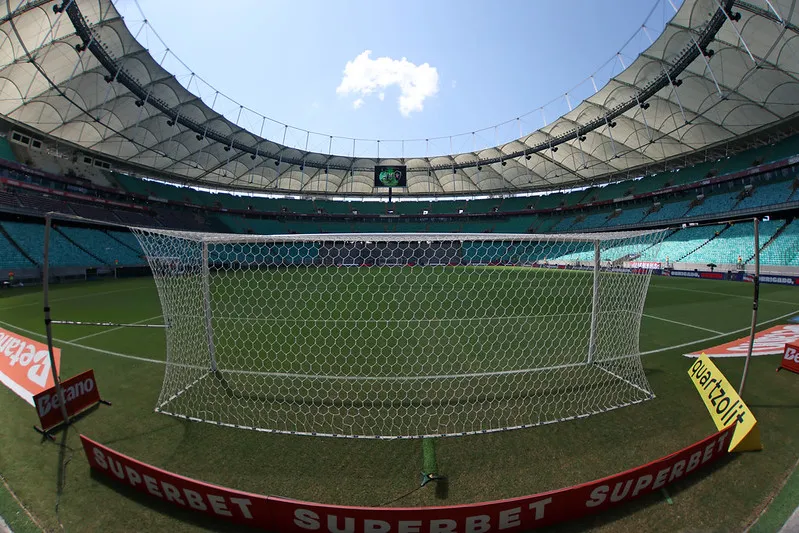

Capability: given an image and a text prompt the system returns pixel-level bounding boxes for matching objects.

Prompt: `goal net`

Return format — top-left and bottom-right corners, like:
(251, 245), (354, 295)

(132, 229), (666, 439)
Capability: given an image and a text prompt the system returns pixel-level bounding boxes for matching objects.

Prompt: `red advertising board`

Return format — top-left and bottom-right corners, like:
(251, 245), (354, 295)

(0, 327), (61, 406)
(780, 343), (799, 374)
(80, 435), (272, 527)
(81, 425), (735, 532)
(34, 369), (103, 432)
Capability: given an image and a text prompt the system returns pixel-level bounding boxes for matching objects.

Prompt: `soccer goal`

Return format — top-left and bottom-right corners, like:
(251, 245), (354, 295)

(132, 229), (666, 439)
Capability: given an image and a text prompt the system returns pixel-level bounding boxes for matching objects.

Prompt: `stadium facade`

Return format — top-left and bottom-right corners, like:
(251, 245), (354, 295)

(0, 0), (797, 196)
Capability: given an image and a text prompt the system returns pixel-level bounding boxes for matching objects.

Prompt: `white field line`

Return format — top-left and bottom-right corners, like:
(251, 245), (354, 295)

(68, 314), (163, 342)
(0, 285), (147, 310)
(1, 307), (798, 372)
(642, 313), (723, 334)
(648, 283), (799, 306)
(640, 307), (799, 356)
(0, 319), (165, 365)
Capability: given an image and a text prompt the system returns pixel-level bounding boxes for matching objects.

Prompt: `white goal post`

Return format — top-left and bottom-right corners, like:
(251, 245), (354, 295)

(132, 229), (667, 439)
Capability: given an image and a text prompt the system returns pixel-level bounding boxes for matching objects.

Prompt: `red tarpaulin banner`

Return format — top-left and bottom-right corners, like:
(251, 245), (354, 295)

(81, 425), (735, 532)
(686, 324), (799, 358)
(0, 327), (60, 406)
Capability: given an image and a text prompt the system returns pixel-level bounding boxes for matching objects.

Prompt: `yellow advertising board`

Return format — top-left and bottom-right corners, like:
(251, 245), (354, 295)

(688, 353), (761, 452)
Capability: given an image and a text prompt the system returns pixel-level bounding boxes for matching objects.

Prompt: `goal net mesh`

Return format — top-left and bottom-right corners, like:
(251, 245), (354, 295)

(132, 229), (666, 438)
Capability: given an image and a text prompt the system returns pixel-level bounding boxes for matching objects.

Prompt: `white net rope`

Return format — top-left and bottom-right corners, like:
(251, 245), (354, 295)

(132, 230), (666, 438)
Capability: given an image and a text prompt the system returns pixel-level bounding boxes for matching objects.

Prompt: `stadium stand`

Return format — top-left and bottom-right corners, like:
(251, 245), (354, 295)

(106, 230), (145, 254)
(683, 191), (740, 218)
(57, 226), (145, 265)
(605, 207), (647, 227)
(680, 221), (783, 265)
(759, 221), (799, 266)
(0, 137), (17, 163)
(641, 200), (691, 223)
(1, 221), (96, 266)
(735, 180), (794, 211)
(0, 227), (34, 270)
(637, 224), (724, 262)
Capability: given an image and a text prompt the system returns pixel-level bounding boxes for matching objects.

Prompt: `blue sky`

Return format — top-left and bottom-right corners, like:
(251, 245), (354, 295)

(115, 0), (678, 156)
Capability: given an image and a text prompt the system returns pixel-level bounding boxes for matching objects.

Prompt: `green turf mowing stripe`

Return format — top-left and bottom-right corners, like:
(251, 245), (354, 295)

(0, 475), (42, 533)
(422, 438), (437, 474)
(748, 457), (799, 533)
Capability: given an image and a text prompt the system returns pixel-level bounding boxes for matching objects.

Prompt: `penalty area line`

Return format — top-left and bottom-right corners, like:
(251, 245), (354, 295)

(2, 308), (798, 368)
(642, 313), (723, 334)
(0, 319), (165, 365)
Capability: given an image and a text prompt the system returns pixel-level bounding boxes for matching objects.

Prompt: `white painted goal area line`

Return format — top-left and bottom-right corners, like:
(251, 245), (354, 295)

(1, 308), (798, 378)
(68, 314), (164, 343)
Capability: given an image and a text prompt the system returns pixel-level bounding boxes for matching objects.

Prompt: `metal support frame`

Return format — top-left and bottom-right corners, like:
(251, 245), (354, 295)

(738, 217), (760, 396)
(201, 239), (218, 372)
(587, 240), (601, 364)
(40, 214), (70, 436)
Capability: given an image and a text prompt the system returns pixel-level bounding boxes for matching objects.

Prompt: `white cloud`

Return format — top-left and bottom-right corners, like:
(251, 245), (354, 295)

(336, 50), (439, 116)
(451, 80), (457, 89)
(352, 98), (364, 110)
(378, 92), (385, 101)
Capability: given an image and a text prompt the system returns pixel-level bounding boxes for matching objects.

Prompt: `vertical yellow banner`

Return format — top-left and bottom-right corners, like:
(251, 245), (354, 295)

(687, 353), (762, 452)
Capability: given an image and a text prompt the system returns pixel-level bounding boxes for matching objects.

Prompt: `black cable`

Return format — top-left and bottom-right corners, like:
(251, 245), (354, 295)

(45, 423), (80, 532)
(378, 484), (428, 507)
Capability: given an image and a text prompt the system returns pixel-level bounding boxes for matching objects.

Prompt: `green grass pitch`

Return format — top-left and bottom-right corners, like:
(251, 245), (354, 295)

(0, 272), (798, 532)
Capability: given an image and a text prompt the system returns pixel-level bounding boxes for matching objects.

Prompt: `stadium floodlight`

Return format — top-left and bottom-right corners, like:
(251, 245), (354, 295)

(132, 229), (666, 439)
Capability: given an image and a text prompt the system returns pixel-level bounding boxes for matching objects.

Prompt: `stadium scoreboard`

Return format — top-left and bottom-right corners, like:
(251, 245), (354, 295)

(374, 165), (407, 188)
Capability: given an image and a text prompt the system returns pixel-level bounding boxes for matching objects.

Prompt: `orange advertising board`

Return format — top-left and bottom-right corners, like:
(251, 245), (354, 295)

(0, 327), (61, 406)
(686, 324), (799, 358)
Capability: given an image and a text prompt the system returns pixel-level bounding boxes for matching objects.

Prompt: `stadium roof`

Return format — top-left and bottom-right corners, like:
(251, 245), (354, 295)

(0, 0), (798, 196)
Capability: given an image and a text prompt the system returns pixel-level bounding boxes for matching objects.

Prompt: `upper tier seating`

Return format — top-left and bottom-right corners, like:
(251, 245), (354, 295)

(684, 192), (740, 218)
(0, 137), (17, 163)
(734, 180), (794, 211)
(642, 200), (691, 223)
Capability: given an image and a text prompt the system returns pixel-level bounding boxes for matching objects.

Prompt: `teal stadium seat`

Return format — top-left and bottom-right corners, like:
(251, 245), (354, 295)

(0, 230), (34, 270)
(759, 221), (799, 266)
(58, 227), (145, 265)
(1, 221), (97, 267)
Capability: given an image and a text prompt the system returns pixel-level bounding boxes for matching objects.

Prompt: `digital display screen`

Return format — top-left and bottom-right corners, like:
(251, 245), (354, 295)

(374, 165), (407, 188)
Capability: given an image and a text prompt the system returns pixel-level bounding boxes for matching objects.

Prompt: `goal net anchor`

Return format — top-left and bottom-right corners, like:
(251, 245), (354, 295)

(132, 228), (667, 439)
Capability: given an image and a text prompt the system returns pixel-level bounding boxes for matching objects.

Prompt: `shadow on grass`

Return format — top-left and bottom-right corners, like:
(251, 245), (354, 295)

(539, 453), (738, 532)
(749, 403), (799, 409)
(101, 422), (181, 446)
(89, 470), (263, 533)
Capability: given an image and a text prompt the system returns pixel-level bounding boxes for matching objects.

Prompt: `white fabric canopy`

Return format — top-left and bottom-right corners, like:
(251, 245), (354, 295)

(0, 0), (797, 195)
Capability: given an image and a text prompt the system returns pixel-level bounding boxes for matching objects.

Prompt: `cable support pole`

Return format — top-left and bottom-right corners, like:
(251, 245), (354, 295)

(49, 320), (169, 328)
(42, 214), (70, 428)
(739, 217), (760, 397)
